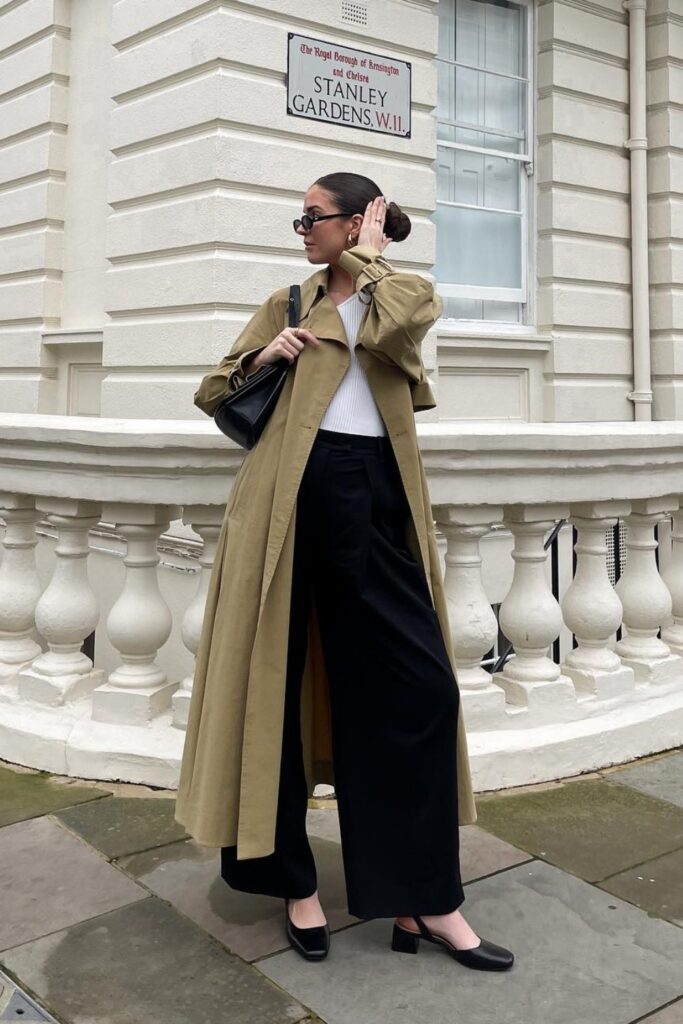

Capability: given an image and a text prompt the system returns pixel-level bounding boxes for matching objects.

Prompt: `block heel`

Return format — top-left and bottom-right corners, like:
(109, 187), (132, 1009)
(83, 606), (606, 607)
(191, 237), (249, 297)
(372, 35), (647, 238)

(391, 922), (420, 954)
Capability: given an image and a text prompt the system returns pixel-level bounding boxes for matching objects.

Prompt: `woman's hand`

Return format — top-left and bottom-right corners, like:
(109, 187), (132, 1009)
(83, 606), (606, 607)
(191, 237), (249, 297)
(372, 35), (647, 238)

(251, 327), (321, 370)
(356, 196), (392, 252)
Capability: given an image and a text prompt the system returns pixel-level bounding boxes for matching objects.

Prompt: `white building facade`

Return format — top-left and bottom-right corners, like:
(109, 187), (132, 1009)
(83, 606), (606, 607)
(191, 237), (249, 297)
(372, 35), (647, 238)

(1, 0), (682, 791)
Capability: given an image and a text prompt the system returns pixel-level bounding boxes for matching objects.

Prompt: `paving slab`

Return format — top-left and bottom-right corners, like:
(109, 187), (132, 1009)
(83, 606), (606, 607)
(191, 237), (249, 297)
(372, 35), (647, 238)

(0, 967), (58, 1022)
(597, 845), (683, 926)
(0, 896), (310, 1024)
(474, 779), (683, 882)
(54, 795), (188, 858)
(0, 764), (111, 827)
(257, 859), (683, 1024)
(306, 806), (341, 844)
(459, 824), (531, 881)
(604, 751), (683, 810)
(639, 1000), (683, 1022)
(0, 816), (146, 952)
(118, 834), (356, 961)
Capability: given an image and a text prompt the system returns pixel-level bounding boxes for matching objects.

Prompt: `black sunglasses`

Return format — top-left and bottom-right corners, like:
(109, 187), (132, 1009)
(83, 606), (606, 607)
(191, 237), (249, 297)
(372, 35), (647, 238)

(293, 212), (355, 232)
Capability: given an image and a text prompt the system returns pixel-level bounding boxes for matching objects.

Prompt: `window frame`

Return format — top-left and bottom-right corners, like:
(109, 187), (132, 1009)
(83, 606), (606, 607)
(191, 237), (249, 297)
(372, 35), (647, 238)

(434, 0), (536, 325)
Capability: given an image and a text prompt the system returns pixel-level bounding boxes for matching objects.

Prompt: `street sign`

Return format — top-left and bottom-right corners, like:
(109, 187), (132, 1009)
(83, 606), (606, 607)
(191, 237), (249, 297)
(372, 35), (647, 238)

(287, 33), (411, 138)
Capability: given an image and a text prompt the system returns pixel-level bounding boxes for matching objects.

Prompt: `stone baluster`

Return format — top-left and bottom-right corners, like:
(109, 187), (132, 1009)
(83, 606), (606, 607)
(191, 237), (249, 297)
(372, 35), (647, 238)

(615, 496), (682, 683)
(0, 493), (43, 681)
(433, 504), (507, 726)
(91, 503), (182, 725)
(662, 503), (683, 656)
(560, 501), (635, 698)
(173, 506), (224, 729)
(492, 504), (576, 711)
(17, 499), (104, 704)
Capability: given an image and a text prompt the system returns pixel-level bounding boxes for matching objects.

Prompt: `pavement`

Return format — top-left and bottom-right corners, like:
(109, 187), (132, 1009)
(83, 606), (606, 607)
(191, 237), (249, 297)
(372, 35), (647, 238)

(1, 749), (683, 1024)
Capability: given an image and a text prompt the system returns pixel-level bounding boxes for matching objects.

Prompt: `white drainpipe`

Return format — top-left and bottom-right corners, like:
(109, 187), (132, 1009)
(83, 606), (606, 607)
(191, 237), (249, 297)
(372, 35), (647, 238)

(623, 0), (653, 421)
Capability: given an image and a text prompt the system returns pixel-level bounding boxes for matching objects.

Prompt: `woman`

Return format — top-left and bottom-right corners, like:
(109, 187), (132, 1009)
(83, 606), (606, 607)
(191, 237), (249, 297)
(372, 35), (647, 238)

(174, 172), (514, 971)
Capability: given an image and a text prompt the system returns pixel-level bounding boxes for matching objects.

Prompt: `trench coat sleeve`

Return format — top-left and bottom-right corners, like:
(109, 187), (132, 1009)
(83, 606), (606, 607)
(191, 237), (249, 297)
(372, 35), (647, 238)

(338, 244), (442, 412)
(193, 290), (288, 417)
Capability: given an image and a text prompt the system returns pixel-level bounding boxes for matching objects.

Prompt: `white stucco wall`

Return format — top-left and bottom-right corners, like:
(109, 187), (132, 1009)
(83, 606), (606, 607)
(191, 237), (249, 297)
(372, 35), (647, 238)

(0, 0), (680, 423)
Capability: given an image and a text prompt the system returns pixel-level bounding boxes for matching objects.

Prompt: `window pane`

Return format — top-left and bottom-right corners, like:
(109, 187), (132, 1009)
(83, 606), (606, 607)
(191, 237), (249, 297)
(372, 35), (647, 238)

(437, 0), (527, 154)
(482, 298), (521, 322)
(436, 147), (520, 212)
(437, 66), (526, 153)
(440, 295), (522, 322)
(438, 0), (456, 60)
(434, 203), (521, 288)
(443, 0), (526, 75)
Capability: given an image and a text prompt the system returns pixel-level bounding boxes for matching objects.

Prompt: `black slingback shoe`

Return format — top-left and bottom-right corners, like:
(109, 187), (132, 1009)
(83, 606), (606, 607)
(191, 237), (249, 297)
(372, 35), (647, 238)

(391, 915), (514, 970)
(284, 898), (330, 961)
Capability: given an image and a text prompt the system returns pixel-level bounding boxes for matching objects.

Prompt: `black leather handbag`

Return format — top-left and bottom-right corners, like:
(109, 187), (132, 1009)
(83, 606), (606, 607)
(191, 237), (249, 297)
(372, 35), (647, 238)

(213, 284), (301, 449)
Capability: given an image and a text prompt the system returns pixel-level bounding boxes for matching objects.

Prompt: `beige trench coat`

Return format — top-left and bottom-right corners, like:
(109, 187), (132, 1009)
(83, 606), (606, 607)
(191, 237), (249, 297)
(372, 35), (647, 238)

(174, 243), (477, 858)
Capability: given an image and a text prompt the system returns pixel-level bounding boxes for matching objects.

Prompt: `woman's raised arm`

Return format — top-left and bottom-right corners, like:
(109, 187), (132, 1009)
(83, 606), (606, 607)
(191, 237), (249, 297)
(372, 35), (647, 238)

(338, 244), (443, 389)
(337, 243), (442, 412)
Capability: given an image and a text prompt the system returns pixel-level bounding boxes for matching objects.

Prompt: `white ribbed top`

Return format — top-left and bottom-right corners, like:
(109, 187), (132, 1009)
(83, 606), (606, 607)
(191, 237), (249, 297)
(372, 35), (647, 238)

(319, 292), (387, 436)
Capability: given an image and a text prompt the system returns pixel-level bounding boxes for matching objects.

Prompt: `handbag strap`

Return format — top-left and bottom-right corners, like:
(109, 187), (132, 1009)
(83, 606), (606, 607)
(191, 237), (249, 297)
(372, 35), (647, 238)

(288, 284), (301, 329)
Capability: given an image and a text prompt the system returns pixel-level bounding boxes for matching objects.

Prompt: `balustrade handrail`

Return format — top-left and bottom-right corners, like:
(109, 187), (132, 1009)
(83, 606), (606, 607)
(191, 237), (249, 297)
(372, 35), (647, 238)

(3, 414), (683, 509)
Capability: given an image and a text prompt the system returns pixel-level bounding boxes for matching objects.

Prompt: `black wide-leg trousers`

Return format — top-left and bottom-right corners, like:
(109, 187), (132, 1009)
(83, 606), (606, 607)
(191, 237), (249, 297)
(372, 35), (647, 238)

(220, 427), (466, 920)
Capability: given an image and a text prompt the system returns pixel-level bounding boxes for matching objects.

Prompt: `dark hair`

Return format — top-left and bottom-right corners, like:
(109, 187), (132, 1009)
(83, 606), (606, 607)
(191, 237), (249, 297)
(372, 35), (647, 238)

(312, 172), (412, 242)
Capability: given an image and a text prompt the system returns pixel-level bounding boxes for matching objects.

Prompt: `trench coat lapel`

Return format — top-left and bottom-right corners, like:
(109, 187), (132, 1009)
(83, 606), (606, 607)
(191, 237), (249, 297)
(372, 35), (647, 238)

(258, 273), (350, 613)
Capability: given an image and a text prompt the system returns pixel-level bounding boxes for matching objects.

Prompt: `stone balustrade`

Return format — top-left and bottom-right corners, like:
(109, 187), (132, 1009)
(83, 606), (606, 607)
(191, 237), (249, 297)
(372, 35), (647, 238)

(1, 413), (683, 793)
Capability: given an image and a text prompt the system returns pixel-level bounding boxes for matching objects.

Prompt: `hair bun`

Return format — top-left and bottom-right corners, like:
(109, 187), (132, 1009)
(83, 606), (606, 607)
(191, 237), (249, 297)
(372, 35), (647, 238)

(384, 200), (411, 243)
